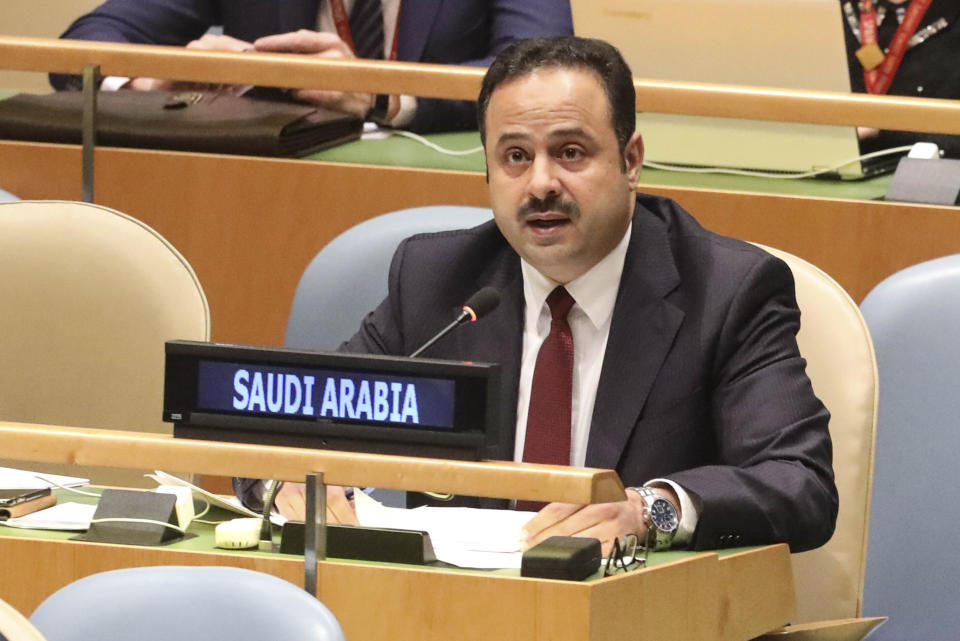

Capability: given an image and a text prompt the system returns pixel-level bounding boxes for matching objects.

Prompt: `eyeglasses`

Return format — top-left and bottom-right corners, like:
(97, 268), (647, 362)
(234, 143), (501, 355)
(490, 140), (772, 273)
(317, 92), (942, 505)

(603, 533), (648, 576)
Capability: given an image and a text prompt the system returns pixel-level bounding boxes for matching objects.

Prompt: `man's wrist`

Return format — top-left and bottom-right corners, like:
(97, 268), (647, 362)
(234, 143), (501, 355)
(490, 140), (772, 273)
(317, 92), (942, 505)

(627, 486), (680, 551)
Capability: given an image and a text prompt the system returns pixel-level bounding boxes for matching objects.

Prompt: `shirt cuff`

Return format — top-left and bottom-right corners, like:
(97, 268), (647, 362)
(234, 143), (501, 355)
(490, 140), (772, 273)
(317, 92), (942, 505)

(99, 76), (131, 91)
(646, 478), (701, 547)
(389, 94), (417, 128)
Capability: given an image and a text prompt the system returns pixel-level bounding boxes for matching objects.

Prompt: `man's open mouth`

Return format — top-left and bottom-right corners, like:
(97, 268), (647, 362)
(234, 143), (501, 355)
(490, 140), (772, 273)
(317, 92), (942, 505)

(527, 216), (570, 229)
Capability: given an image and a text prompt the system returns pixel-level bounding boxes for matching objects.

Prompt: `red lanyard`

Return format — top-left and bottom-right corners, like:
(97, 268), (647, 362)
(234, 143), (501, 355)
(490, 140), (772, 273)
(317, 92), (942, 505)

(858, 0), (933, 94)
(329, 0), (401, 61)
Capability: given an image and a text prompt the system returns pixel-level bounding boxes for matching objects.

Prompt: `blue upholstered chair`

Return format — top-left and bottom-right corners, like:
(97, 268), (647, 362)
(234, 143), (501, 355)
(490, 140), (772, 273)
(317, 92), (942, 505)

(0, 188), (18, 202)
(285, 205), (493, 351)
(30, 566), (345, 641)
(858, 254), (960, 641)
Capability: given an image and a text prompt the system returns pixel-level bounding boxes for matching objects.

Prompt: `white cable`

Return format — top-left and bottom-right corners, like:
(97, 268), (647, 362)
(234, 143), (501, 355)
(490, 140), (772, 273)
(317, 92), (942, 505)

(388, 129), (483, 156)
(388, 128), (911, 179)
(192, 497), (211, 520)
(89, 517), (186, 534)
(33, 474), (100, 497)
(642, 145), (914, 180)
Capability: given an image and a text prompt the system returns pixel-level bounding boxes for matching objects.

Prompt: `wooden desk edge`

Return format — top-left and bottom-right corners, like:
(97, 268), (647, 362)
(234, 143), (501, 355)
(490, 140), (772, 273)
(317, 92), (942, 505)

(0, 421), (626, 504)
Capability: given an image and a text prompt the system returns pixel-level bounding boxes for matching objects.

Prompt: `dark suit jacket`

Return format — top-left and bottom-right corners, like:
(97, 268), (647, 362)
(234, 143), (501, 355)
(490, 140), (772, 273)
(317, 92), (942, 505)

(342, 194), (838, 552)
(54, 0), (574, 132)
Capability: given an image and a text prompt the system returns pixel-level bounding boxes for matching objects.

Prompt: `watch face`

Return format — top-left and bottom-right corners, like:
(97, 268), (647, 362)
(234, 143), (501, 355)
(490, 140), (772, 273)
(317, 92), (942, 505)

(649, 498), (679, 532)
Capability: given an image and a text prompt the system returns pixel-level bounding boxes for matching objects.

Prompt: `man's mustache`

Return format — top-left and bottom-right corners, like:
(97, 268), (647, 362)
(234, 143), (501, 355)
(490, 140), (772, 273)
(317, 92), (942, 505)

(517, 194), (580, 220)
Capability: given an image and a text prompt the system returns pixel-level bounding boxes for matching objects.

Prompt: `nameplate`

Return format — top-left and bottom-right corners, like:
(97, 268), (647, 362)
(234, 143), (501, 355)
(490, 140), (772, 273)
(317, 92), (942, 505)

(163, 341), (503, 460)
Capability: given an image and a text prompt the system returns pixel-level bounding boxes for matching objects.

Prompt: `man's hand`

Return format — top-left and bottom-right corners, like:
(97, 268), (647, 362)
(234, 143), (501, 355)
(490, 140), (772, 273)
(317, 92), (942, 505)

(274, 482), (359, 525)
(127, 34), (255, 93)
(519, 487), (680, 556)
(254, 30), (398, 120)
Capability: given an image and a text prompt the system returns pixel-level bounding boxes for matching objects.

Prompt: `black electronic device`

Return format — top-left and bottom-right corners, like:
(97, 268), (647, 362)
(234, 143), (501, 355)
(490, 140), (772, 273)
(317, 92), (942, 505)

(520, 536), (602, 581)
(279, 521), (439, 565)
(72, 489), (189, 546)
(0, 487), (51, 507)
(163, 340), (504, 460)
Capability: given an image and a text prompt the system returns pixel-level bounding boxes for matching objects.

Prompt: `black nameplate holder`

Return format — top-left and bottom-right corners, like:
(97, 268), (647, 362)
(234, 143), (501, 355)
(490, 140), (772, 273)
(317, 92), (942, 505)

(279, 521), (445, 566)
(163, 340), (504, 461)
(73, 489), (193, 546)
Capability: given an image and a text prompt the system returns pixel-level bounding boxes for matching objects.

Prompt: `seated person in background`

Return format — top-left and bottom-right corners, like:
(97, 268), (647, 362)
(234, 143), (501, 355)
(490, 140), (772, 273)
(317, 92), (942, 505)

(842, 0), (960, 156)
(50, 0), (574, 133)
(241, 36), (838, 556)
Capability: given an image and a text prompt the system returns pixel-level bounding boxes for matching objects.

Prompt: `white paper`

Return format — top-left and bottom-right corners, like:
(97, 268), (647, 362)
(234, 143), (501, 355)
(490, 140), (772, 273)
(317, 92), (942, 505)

(354, 491), (536, 569)
(0, 467), (89, 490)
(146, 471), (286, 526)
(0, 502), (96, 531)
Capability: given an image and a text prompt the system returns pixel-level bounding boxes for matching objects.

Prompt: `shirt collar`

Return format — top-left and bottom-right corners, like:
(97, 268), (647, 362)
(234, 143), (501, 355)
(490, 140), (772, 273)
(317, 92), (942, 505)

(520, 224), (632, 329)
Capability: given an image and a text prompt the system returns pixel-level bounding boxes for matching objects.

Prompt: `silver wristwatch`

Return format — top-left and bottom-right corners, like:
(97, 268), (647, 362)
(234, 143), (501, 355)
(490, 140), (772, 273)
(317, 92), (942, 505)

(630, 487), (679, 551)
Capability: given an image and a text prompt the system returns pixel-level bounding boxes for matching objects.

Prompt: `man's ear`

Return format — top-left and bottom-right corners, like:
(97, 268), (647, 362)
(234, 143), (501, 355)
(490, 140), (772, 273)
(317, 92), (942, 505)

(623, 132), (644, 186)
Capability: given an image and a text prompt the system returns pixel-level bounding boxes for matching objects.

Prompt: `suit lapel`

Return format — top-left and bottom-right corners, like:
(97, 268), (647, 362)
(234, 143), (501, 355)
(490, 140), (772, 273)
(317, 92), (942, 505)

(585, 204), (684, 470)
(451, 245), (524, 460)
(278, 0), (321, 33)
(397, 0), (443, 62)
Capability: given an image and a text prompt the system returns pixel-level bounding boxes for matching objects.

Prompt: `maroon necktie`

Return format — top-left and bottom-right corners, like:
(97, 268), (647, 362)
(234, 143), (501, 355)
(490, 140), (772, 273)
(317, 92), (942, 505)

(517, 287), (575, 512)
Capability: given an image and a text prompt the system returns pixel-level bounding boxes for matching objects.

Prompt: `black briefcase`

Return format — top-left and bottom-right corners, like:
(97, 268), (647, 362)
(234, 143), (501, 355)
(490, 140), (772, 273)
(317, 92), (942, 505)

(0, 89), (363, 157)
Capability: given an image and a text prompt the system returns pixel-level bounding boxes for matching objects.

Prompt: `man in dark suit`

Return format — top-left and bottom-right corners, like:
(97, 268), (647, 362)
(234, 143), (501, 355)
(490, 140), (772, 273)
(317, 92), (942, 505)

(266, 36), (838, 555)
(51, 0), (574, 132)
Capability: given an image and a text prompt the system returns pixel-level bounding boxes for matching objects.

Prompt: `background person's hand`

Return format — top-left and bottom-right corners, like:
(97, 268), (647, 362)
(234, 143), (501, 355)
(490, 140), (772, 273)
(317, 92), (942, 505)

(274, 482), (359, 525)
(254, 30), (398, 119)
(127, 34), (255, 93)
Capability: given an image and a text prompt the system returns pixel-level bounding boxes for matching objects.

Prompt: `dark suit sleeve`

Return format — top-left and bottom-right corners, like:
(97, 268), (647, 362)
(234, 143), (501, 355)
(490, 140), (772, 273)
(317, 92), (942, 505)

(669, 255), (838, 553)
(59, 0), (218, 45)
(51, 0), (220, 89)
(409, 0), (574, 132)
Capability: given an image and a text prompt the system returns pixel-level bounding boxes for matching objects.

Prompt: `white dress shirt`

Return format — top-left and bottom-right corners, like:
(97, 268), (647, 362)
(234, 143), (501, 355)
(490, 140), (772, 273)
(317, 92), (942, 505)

(513, 224), (699, 544)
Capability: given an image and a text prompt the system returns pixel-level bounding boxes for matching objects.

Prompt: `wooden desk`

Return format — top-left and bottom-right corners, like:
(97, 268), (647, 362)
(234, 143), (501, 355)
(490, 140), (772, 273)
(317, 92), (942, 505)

(0, 422), (793, 641)
(2, 139), (959, 345)
(0, 530), (793, 641)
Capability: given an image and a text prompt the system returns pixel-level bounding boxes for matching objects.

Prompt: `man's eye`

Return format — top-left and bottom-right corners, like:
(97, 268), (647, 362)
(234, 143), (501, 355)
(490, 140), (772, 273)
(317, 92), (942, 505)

(560, 146), (583, 160)
(506, 149), (528, 163)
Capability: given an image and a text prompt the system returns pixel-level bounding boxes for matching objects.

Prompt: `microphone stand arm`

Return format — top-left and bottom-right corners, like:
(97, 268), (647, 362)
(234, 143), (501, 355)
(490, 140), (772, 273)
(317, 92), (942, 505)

(409, 312), (468, 358)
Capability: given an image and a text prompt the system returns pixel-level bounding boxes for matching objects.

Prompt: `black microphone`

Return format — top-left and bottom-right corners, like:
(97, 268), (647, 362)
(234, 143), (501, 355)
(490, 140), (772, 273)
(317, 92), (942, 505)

(409, 287), (501, 358)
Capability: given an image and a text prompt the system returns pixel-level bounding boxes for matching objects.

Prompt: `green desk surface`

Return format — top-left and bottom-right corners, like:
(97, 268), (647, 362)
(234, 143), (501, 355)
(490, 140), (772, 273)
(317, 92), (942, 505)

(0, 487), (748, 582)
(0, 89), (890, 201)
(309, 129), (893, 200)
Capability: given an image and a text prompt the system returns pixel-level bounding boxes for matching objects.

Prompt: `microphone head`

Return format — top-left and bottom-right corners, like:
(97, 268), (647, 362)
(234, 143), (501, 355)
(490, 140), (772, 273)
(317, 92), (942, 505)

(462, 287), (501, 322)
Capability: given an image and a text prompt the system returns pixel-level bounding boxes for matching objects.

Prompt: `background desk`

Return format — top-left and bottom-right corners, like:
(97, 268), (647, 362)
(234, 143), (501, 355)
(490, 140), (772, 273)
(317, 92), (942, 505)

(0, 507), (793, 641)
(1, 134), (958, 345)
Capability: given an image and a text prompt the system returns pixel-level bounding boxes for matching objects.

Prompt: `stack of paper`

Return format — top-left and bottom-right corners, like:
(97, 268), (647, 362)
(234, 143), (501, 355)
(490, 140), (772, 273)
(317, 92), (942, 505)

(0, 466), (88, 489)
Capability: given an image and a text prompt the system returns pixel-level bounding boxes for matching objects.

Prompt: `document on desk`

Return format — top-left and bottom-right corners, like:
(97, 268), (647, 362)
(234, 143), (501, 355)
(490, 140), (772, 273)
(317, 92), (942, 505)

(354, 491), (536, 569)
(147, 471), (286, 526)
(0, 466), (89, 489)
(0, 502), (95, 530)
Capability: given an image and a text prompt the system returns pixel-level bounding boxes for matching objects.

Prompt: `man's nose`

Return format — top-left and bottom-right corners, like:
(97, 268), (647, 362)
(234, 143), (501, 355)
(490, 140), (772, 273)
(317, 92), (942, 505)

(526, 156), (562, 201)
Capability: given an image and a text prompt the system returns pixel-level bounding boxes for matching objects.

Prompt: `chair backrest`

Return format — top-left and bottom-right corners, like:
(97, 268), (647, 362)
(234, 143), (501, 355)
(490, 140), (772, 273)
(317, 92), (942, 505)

(0, 201), (210, 487)
(285, 205), (493, 350)
(757, 245), (878, 624)
(0, 188), (19, 202)
(0, 597), (46, 641)
(858, 254), (960, 641)
(29, 566), (345, 641)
